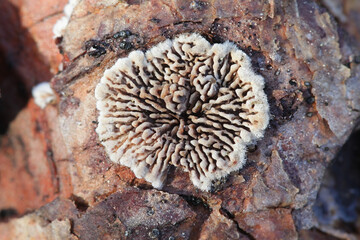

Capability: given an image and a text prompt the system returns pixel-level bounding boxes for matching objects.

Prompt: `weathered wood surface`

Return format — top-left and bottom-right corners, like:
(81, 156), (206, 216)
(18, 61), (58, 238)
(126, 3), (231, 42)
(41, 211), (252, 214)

(0, 0), (360, 239)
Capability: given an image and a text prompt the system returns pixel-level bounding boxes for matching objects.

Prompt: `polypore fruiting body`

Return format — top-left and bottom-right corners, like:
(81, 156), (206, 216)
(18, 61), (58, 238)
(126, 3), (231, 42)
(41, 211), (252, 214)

(53, 0), (80, 38)
(95, 33), (269, 191)
(32, 82), (56, 109)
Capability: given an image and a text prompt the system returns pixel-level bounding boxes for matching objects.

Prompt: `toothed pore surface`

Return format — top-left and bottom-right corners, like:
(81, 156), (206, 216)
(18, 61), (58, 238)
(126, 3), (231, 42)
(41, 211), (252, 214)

(95, 33), (269, 191)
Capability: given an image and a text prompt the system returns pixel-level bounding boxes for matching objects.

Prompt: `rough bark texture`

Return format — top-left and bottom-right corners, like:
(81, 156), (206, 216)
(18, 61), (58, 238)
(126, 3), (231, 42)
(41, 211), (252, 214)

(0, 0), (360, 239)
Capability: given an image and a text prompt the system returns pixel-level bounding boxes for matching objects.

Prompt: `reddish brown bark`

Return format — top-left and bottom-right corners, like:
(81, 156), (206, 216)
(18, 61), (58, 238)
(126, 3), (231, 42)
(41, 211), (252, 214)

(1, 0), (360, 239)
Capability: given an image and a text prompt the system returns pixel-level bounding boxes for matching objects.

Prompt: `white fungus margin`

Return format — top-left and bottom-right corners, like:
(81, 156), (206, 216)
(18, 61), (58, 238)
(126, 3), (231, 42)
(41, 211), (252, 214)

(95, 33), (270, 191)
(53, 0), (80, 38)
(32, 82), (56, 109)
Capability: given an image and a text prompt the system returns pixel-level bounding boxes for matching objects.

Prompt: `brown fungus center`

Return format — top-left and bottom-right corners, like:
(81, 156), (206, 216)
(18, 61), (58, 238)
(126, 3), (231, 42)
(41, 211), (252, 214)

(95, 33), (270, 191)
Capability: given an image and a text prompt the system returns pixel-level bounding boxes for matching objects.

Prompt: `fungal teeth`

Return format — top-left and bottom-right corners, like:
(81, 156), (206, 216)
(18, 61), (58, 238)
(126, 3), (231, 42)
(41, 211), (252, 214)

(95, 33), (269, 191)
(192, 101), (202, 113)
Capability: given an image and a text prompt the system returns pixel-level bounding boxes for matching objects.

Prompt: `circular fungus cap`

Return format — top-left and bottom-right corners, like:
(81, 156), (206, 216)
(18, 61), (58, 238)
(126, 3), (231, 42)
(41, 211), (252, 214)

(95, 33), (270, 191)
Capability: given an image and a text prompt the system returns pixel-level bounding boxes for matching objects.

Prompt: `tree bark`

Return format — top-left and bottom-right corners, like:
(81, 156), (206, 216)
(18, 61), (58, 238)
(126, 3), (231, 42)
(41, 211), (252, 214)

(0, 0), (360, 239)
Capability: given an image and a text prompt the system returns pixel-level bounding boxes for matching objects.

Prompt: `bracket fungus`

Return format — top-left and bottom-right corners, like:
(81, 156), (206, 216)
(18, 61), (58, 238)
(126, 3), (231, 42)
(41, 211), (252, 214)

(95, 33), (270, 191)
(53, 0), (80, 38)
(32, 82), (56, 109)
